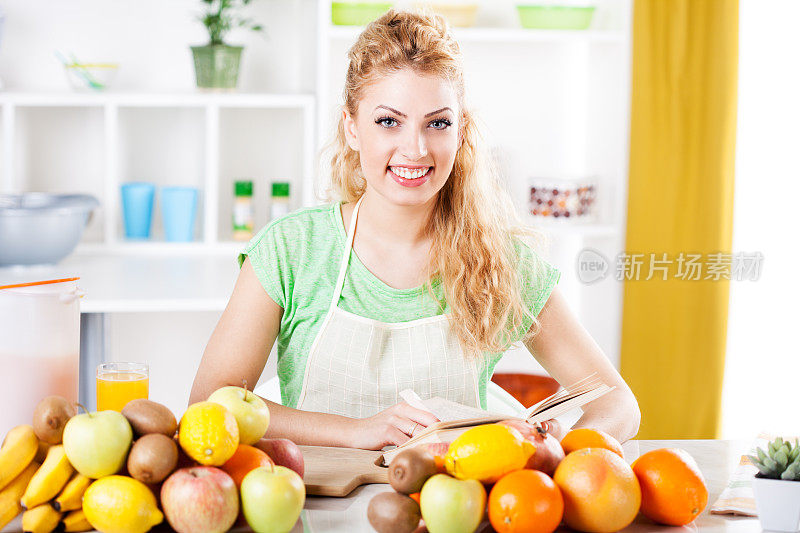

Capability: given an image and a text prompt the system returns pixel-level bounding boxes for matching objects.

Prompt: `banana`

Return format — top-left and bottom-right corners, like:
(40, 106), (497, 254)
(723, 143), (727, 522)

(61, 509), (92, 532)
(34, 440), (51, 464)
(0, 425), (39, 491)
(21, 445), (73, 509)
(0, 461), (40, 530)
(21, 503), (61, 533)
(53, 473), (91, 512)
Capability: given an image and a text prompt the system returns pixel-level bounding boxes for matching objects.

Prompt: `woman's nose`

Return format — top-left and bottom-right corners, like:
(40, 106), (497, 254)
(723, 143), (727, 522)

(401, 129), (428, 160)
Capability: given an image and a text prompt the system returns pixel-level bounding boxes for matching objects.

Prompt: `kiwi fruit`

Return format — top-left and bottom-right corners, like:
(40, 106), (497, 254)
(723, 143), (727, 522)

(121, 399), (178, 437)
(32, 396), (76, 444)
(388, 448), (438, 494)
(127, 433), (178, 484)
(368, 492), (421, 533)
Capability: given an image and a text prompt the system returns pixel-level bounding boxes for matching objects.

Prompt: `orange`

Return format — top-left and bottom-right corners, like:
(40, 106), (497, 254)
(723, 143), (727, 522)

(560, 428), (624, 458)
(221, 444), (275, 487)
(489, 469), (563, 533)
(178, 401), (239, 466)
(632, 448), (708, 526)
(553, 448), (641, 533)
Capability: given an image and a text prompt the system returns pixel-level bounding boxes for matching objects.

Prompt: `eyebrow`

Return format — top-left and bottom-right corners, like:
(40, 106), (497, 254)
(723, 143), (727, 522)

(375, 105), (454, 118)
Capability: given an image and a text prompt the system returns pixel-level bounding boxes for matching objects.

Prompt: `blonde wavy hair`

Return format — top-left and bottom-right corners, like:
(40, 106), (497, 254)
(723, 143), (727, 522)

(321, 8), (546, 358)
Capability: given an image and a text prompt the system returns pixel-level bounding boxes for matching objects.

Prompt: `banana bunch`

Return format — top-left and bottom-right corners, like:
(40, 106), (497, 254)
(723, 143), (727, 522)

(0, 425), (92, 533)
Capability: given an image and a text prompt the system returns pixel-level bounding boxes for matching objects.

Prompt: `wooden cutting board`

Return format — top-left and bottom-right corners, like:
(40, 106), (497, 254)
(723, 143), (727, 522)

(299, 445), (389, 497)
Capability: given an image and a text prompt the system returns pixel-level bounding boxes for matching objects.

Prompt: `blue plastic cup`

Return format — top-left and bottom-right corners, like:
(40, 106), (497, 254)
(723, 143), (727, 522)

(120, 182), (155, 239)
(161, 186), (198, 242)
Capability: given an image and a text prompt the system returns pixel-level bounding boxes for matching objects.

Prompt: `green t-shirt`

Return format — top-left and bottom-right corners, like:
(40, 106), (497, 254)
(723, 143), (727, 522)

(239, 201), (561, 410)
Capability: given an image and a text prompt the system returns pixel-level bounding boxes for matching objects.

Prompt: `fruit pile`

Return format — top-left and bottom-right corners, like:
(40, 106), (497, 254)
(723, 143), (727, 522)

(0, 385), (306, 533)
(369, 422), (709, 533)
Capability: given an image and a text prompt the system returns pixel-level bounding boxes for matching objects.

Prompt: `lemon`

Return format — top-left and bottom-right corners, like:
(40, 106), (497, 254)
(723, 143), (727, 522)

(444, 423), (535, 483)
(178, 401), (239, 466)
(83, 475), (163, 533)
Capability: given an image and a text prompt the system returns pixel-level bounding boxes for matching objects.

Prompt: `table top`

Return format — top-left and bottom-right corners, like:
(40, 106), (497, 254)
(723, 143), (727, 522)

(0, 439), (761, 533)
(0, 248), (241, 313)
(293, 439), (759, 533)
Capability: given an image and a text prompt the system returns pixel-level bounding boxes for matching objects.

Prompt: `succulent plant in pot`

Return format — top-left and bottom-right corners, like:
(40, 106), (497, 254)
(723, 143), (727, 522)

(748, 437), (800, 532)
(192, 0), (265, 90)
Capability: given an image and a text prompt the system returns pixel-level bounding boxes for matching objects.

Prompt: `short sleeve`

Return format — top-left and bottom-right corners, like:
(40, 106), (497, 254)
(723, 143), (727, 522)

(238, 223), (288, 308)
(508, 237), (561, 344)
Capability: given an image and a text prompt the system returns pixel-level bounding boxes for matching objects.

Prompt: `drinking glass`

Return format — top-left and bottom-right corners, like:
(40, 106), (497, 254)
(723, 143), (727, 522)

(96, 362), (149, 411)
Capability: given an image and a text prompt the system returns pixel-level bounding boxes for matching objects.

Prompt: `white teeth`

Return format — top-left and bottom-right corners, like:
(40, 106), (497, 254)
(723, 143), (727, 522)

(390, 166), (430, 179)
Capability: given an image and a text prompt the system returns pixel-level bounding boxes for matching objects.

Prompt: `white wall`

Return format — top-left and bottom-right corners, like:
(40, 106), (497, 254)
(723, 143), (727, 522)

(721, 0), (800, 439)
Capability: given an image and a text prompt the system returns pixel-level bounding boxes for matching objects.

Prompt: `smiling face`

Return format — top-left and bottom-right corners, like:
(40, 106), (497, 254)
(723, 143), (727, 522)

(342, 67), (462, 207)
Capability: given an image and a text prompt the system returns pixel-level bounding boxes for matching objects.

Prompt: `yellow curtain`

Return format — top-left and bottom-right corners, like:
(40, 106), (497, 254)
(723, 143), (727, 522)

(620, 0), (738, 439)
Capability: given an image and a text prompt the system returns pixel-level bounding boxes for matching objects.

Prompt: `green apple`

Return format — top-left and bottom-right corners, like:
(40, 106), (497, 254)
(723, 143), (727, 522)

(240, 465), (305, 533)
(208, 386), (270, 445)
(63, 410), (133, 478)
(420, 474), (486, 533)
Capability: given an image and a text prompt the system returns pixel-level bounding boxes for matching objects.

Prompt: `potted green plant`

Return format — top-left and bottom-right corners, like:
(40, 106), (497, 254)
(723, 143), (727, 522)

(748, 437), (800, 532)
(192, 0), (265, 90)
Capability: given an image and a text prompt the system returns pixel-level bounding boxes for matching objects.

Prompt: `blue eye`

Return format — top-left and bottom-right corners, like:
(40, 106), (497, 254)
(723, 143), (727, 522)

(375, 116), (397, 128)
(430, 119), (451, 130)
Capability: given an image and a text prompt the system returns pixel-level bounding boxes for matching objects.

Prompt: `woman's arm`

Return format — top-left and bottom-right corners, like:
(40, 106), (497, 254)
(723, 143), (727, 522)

(523, 288), (641, 443)
(189, 258), (437, 449)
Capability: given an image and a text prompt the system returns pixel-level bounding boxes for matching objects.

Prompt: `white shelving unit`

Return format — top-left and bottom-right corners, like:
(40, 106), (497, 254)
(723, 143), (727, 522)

(0, 91), (315, 252)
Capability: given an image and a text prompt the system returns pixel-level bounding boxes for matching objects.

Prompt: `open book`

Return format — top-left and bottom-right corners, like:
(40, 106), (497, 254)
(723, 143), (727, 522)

(381, 374), (614, 465)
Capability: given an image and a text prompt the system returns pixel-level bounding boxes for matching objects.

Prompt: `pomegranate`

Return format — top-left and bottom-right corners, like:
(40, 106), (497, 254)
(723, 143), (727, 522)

(498, 419), (565, 476)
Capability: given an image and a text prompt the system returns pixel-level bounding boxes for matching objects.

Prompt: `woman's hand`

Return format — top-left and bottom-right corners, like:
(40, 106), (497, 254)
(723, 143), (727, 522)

(540, 418), (567, 441)
(347, 402), (440, 450)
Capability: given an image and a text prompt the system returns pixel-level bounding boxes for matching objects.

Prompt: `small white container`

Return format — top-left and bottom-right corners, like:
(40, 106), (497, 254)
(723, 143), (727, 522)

(0, 278), (83, 435)
(752, 476), (800, 532)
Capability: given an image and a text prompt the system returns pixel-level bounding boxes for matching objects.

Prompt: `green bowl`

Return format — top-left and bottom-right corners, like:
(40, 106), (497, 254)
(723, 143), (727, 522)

(331, 2), (393, 26)
(516, 5), (596, 30)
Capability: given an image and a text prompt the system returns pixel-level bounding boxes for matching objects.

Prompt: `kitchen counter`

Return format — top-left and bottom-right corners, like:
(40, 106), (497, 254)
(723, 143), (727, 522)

(0, 439), (761, 532)
(0, 248), (241, 409)
(291, 439), (758, 533)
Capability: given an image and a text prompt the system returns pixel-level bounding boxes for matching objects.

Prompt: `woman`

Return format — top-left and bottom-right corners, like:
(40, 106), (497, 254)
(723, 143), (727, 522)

(189, 9), (640, 450)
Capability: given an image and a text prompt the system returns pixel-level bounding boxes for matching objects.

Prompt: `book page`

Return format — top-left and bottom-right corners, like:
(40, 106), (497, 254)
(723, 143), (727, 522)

(399, 389), (505, 422)
(422, 397), (504, 422)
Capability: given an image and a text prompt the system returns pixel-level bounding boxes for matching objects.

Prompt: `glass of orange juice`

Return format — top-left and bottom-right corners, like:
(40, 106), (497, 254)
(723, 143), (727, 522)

(96, 362), (149, 412)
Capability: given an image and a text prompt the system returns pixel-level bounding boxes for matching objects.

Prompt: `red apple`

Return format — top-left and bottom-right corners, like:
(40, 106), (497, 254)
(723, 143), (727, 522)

(254, 438), (305, 478)
(498, 420), (565, 476)
(421, 442), (450, 473)
(160, 466), (239, 533)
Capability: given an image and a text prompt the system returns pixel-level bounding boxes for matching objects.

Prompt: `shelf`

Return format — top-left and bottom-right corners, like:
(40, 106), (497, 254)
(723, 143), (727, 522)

(328, 25), (626, 44)
(76, 241), (247, 256)
(525, 217), (621, 238)
(0, 92), (315, 109)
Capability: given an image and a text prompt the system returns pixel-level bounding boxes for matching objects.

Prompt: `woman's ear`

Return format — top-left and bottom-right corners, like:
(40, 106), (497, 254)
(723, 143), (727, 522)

(342, 109), (360, 152)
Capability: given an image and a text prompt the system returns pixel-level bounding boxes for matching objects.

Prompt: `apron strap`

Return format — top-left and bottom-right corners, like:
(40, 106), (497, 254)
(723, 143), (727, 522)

(330, 195), (365, 307)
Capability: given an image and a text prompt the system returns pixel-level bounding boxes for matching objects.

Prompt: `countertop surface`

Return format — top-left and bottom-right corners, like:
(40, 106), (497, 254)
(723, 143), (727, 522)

(0, 439), (761, 532)
(289, 439), (759, 533)
(0, 248), (241, 312)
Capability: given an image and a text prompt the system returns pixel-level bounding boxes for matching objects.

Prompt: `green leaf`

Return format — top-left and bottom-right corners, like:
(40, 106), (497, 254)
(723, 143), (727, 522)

(781, 462), (800, 481)
(776, 448), (790, 469)
(764, 457), (779, 472)
(790, 446), (800, 462)
(756, 448), (769, 463)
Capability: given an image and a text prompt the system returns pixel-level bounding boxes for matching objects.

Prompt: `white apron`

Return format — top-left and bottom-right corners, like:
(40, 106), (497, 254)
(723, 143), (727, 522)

(296, 195), (481, 418)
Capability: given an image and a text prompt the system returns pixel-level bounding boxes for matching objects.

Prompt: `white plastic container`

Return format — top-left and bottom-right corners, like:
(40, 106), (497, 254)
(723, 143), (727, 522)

(0, 278), (83, 435)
